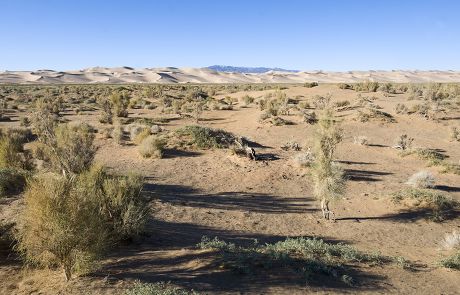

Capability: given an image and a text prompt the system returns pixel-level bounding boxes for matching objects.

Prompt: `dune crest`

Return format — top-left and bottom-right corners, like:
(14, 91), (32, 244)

(1, 68), (460, 84)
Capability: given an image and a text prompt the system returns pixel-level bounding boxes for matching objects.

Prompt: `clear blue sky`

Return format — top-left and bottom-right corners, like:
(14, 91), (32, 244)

(1, 0), (459, 71)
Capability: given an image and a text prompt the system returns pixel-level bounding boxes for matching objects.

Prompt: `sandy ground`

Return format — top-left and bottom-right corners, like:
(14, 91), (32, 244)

(2, 67), (460, 84)
(0, 84), (459, 294)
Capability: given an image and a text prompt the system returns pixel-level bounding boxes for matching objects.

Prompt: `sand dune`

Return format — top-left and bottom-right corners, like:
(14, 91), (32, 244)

(1, 67), (460, 84)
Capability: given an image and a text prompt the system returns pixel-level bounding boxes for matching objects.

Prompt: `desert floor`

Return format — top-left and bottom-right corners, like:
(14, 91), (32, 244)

(1, 84), (459, 294)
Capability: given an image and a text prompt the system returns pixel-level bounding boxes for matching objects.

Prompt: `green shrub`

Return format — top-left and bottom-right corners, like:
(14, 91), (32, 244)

(81, 166), (148, 240)
(16, 173), (109, 281)
(311, 109), (345, 220)
(439, 252), (460, 270)
(111, 91), (130, 117)
(44, 123), (96, 175)
(392, 188), (457, 221)
(16, 166), (148, 280)
(304, 82), (319, 88)
(126, 281), (199, 295)
(198, 236), (395, 284)
(175, 126), (235, 149)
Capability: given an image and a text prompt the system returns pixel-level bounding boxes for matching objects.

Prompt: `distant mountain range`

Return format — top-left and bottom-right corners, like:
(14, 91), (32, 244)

(207, 65), (299, 73)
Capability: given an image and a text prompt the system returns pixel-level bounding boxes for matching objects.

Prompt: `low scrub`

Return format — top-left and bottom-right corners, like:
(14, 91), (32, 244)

(175, 126), (235, 149)
(0, 168), (27, 198)
(16, 166), (147, 280)
(138, 135), (166, 158)
(198, 236), (401, 285)
(126, 281), (199, 295)
(439, 252), (460, 270)
(405, 171), (435, 189)
(392, 188), (457, 221)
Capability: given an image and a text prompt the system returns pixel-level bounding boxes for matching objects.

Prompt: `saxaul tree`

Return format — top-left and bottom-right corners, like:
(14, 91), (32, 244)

(311, 109), (345, 221)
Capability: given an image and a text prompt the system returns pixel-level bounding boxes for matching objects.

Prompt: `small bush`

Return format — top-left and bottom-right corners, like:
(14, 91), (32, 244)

(0, 168), (26, 197)
(338, 83), (351, 90)
(395, 103), (409, 114)
(393, 134), (414, 151)
(45, 123), (96, 175)
(406, 171), (435, 189)
(302, 110), (317, 124)
(126, 281), (198, 295)
(0, 130), (32, 170)
(175, 126), (235, 149)
(112, 124), (125, 145)
(304, 82), (319, 88)
(353, 136), (368, 146)
(134, 128), (151, 145)
(81, 166), (148, 240)
(138, 136), (166, 158)
(440, 231), (460, 250)
(198, 236), (394, 284)
(242, 95), (255, 106)
(439, 252), (460, 270)
(311, 110), (345, 220)
(16, 173), (109, 281)
(293, 149), (315, 168)
(392, 188), (457, 221)
(450, 127), (460, 142)
(312, 94), (331, 110)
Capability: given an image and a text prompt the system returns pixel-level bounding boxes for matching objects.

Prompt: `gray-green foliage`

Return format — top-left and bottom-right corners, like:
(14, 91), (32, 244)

(126, 281), (199, 295)
(175, 126), (235, 149)
(198, 236), (397, 285)
(392, 188), (457, 221)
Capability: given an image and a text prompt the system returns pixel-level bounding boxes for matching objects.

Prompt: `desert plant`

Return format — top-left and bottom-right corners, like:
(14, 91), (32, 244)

(198, 236), (397, 285)
(126, 281), (199, 295)
(0, 168), (26, 198)
(406, 171), (435, 189)
(175, 126), (235, 149)
(80, 166), (148, 240)
(395, 103), (409, 114)
(338, 83), (351, 90)
(112, 124), (125, 144)
(393, 134), (414, 151)
(0, 130), (31, 170)
(43, 123), (96, 176)
(293, 149), (315, 168)
(440, 231), (460, 250)
(312, 94), (331, 110)
(133, 128), (151, 145)
(138, 135), (166, 158)
(242, 95), (255, 106)
(16, 173), (109, 281)
(450, 127), (460, 142)
(98, 98), (113, 124)
(311, 109), (345, 220)
(110, 91), (130, 117)
(392, 188), (457, 221)
(304, 82), (319, 88)
(439, 252), (460, 270)
(353, 136), (368, 146)
(302, 110), (317, 124)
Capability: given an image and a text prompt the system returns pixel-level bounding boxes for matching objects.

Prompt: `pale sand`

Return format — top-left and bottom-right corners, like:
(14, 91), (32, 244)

(1, 67), (460, 84)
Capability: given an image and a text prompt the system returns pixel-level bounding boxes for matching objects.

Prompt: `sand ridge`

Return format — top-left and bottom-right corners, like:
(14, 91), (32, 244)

(2, 68), (460, 84)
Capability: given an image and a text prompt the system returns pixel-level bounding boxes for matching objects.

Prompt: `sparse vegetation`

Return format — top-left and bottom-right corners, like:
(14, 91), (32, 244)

(175, 126), (235, 149)
(406, 171), (435, 189)
(198, 236), (400, 285)
(392, 188), (457, 221)
(139, 135), (166, 158)
(311, 109), (345, 220)
(126, 281), (199, 295)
